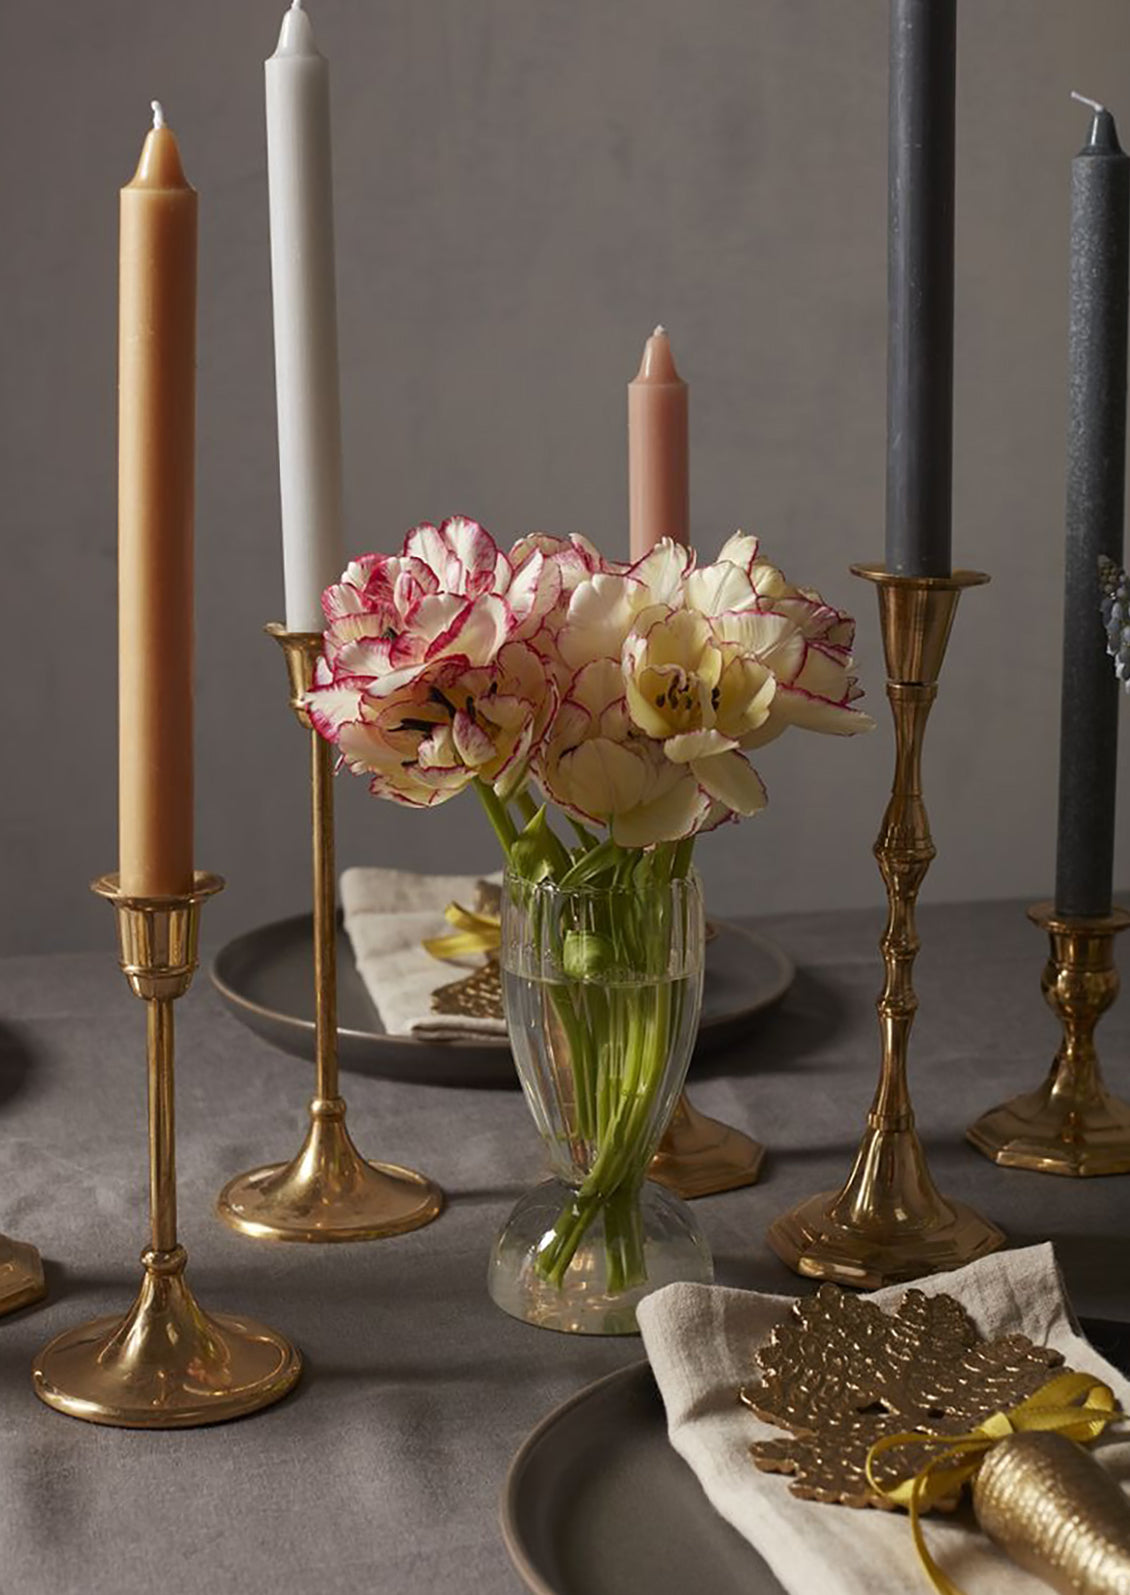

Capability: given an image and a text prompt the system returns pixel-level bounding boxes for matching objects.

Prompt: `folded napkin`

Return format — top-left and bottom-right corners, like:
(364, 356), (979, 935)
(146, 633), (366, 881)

(636, 1245), (1130, 1595)
(340, 866), (506, 1041)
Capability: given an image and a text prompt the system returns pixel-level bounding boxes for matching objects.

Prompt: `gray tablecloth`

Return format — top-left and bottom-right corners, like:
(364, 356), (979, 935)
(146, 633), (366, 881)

(1, 899), (1128, 1594)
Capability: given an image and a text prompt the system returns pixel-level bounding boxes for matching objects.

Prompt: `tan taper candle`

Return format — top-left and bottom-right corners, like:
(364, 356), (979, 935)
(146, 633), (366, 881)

(118, 104), (196, 897)
(628, 325), (689, 561)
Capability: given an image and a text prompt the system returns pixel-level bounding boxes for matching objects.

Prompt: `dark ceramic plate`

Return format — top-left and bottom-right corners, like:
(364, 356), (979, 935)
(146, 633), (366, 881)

(211, 915), (794, 1089)
(501, 1322), (1130, 1595)
(502, 1361), (785, 1595)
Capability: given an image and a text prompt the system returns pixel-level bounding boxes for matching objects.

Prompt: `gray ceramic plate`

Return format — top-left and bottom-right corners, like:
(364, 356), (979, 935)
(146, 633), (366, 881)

(502, 1326), (1130, 1595)
(210, 916), (794, 1089)
(502, 1360), (786, 1595)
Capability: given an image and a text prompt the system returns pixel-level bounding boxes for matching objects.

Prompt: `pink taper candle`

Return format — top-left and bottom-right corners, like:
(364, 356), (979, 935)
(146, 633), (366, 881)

(628, 325), (689, 560)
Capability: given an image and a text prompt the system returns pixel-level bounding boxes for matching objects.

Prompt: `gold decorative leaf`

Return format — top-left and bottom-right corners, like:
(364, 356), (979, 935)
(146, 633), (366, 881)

(430, 958), (504, 1019)
(740, 1285), (1063, 1509)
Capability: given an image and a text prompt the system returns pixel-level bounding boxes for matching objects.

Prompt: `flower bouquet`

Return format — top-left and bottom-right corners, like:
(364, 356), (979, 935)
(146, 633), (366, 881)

(309, 516), (871, 1331)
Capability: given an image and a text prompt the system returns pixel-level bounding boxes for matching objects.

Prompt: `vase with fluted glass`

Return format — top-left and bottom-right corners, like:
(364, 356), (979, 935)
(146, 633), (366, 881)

(488, 860), (710, 1333)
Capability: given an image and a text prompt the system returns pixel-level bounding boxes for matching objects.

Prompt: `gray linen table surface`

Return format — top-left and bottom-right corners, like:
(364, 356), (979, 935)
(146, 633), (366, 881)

(1, 898), (1129, 1595)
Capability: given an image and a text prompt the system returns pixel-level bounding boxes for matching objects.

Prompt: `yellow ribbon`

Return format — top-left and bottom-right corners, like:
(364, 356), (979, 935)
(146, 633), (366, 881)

(422, 902), (501, 962)
(864, 1370), (1122, 1595)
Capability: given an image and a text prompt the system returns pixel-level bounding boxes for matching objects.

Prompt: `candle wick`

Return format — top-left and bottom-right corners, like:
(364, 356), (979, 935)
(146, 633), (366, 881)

(653, 324), (668, 338)
(1071, 90), (1105, 116)
(150, 99), (166, 130)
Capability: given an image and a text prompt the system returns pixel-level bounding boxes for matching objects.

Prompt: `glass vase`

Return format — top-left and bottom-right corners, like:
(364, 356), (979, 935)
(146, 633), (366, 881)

(488, 868), (713, 1334)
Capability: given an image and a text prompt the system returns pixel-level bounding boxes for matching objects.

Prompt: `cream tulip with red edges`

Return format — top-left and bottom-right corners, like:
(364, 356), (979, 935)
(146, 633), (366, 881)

(307, 520), (873, 839)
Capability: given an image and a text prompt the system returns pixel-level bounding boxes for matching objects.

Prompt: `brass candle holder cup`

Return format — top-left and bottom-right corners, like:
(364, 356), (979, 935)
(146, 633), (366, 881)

(649, 1093), (764, 1198)
(216, 625), (443, 1242)
(32, 873), (301, 1427)
(0, 1234), (45, 1319)
(767, 565), (1005, 1288)
(967, 904), (1130, 1175)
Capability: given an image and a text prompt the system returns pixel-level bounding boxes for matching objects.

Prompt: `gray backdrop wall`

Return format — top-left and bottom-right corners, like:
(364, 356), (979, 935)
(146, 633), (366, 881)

(2, 0), (1128, 956)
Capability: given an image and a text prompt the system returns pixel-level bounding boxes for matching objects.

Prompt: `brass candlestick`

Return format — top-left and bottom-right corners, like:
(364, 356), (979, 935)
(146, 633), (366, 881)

(967, 903), (1130, 1175)
(32, 873), (301, 1427)
(649, 1094), (764, 1198)
(0, 1233), (45, 1319)
(216, 626), (443, 1242)
(767, 566), (1005, 1288)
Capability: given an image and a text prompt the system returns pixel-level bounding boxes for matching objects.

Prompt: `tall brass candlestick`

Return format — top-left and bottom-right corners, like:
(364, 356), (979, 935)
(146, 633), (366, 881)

(767, 567), (1004, 1288)
(32, 873), (301, 1427)
(216, 627), (443, 1242)
(967, 905), (1130, 1175)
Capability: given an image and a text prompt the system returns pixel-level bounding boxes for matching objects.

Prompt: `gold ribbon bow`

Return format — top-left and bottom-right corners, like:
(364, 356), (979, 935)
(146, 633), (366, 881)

(864, 1370), (1122, 1595)
(422, 902), (501, 963)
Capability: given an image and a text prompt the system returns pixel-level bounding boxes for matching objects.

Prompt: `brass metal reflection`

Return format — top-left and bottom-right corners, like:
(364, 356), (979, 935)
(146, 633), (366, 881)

(0, 1234), (46, 1319)
(649, 1093), (765, 1198)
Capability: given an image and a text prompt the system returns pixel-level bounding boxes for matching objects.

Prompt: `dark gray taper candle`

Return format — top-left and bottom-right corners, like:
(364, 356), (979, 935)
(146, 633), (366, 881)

(1055, 100), (1129, 918)
(885, 0), (956, 577)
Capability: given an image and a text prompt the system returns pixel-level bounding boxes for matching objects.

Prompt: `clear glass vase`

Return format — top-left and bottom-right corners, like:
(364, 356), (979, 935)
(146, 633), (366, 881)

(488, 868), (713, 1334)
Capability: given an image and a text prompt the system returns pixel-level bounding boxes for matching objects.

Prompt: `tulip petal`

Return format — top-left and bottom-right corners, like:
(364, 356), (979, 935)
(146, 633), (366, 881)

(771, 684), (876, 736)
(628, 539), (694, 604)
(452, 709), (496, 769)
(555, 738), (650, 818)
(611, 776), (711, 847)
(691, 750), (768, 816)
(684, 561), (757, 616)
(664, 728), (739, 763)
(717, 532), (761, 573)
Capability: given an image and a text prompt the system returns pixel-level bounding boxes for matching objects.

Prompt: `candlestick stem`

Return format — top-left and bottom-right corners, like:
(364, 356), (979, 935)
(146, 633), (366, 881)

(148, 998), (177, 1252)
(215, 625), (443, 1243)
(312, 726), (338, 1102)
(767, 567), (1005, 1287)
(967, 905), (1130, 1175)
(32, 873), (302, 1427)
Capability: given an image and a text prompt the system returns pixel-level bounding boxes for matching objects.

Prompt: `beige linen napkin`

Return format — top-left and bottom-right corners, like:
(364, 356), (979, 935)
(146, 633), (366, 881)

(340, 866), (506, 1041)
(636, 1244), (1130, 1595)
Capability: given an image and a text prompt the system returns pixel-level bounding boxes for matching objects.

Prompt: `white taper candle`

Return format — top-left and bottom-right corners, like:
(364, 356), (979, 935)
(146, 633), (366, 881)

(266, 0), (345, 632)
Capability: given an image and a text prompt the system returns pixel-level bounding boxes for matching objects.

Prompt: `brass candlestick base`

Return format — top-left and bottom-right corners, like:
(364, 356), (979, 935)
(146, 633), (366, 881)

(767, 567), (1005, 1288)
(217, 627), (442, 1243)
(649, 1093), (765, 1198)
(0, 1234), (46, 1318)
(217, 1096), (441, 1242)
(33, 1243), (300, 1428)
(33, 874), (301, 1427)
(967, 904), (1130, 1176)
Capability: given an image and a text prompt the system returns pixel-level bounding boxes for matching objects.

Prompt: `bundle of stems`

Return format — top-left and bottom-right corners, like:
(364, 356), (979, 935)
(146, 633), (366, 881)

(477, 781), (693, 1290)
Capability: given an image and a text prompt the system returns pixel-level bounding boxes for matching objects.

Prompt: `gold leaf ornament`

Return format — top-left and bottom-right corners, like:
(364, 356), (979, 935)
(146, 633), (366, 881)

(741, 1284), (1062, 1508)
(741, 1285), (1130, 1595)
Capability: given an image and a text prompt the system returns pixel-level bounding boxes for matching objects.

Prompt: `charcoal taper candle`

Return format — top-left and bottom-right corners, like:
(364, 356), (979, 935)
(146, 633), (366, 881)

(1055, 98), (1129, 918)
(885, 0), (956, 577)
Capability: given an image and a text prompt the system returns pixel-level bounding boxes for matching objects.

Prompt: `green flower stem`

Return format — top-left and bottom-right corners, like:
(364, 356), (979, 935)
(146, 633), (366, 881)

(536, 970), (673, 1290)
(513, 789), (539, 824)
(475, 779), (518, 853)
(499, 828), (699, 1297)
